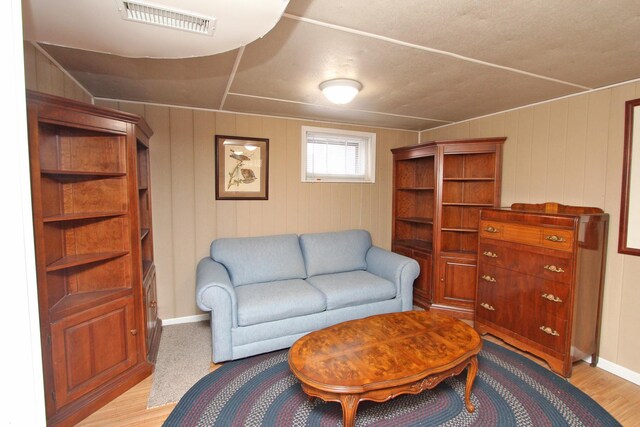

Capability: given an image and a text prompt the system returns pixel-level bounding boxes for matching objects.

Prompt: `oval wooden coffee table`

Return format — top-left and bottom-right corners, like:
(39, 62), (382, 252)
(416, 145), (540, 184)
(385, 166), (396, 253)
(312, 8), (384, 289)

(288, 310), (482, 427)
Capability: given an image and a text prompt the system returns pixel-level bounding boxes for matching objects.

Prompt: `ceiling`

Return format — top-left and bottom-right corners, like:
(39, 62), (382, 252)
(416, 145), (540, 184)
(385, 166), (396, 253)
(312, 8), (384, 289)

(23, 0), (640, 131)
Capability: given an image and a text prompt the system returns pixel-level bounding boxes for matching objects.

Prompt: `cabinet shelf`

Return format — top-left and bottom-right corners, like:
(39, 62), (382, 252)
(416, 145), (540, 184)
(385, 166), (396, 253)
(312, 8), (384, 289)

(46, 251), (129, 272)
(396, 216), (434, 224)
(397, 187), (435, 191)
(43, 211), (127, 223)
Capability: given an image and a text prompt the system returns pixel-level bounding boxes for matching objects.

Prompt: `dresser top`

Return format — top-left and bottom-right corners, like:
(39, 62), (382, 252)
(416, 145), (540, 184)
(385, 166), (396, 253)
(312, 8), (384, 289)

(481, 205), (608, 229)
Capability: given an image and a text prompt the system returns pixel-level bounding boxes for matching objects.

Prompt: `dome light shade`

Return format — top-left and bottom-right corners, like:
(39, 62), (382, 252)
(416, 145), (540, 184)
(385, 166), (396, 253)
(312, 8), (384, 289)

(319, 79), (362, 104)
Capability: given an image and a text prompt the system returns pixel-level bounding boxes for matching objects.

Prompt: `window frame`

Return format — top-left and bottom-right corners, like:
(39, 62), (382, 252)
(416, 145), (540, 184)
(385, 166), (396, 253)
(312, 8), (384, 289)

(300, 126), (376, 183)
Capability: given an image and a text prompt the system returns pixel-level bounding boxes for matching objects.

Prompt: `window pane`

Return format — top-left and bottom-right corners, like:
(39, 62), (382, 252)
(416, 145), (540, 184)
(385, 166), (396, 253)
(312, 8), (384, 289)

(302, 127), (375, 183)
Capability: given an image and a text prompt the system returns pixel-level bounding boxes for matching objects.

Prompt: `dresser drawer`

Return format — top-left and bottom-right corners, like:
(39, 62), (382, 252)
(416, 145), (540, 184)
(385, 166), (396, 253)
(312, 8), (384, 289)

(477, 264), (570, 320)
(519, 308), (568, 354)
(479, 220), (574, 251)
(476, 292), (568, 354)
(475, 292), (509, 326)
(479, 242), (573, 283)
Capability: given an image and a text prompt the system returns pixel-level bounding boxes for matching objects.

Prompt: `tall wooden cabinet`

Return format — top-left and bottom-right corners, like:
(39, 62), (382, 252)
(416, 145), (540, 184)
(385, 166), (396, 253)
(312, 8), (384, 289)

(26, 91), (161, 426)
(391, 138), (504, 318)
(475, 203), (608, 377)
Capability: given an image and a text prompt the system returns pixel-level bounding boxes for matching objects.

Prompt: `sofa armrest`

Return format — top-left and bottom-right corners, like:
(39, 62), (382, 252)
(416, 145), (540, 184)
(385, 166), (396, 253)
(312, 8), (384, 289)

(366, 246), (420, 311)
(196, 257), (237, 362)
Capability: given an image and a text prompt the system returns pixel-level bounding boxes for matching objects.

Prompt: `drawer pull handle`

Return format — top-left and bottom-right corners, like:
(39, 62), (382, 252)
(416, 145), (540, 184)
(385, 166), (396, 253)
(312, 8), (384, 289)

(483, 251), (498, 258)
(544, 264), (565, 273)
(485, 226), (499, 233)
(539, 326), (560, 337)
(480, 302), (495, 311)
(545, 235), (566, 243)
(481, 275), (496, 283)
(541, 293), (563, 303)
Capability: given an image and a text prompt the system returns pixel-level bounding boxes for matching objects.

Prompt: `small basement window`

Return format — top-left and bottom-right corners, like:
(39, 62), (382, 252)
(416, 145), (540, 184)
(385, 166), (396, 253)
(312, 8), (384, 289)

(301, 126), (376, 183)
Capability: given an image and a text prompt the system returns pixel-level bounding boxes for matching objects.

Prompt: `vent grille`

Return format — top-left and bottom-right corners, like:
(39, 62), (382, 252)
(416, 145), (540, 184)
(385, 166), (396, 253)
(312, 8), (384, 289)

(118, 0), (216, 36)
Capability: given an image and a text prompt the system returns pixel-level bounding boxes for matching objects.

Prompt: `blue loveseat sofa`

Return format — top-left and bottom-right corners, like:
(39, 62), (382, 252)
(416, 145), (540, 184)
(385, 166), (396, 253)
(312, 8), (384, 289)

(196, 229), (420, 362)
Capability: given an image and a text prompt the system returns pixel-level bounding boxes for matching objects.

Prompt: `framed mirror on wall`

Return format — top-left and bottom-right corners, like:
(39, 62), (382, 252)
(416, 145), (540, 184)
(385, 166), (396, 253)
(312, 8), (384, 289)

(619, 97), (640, 255)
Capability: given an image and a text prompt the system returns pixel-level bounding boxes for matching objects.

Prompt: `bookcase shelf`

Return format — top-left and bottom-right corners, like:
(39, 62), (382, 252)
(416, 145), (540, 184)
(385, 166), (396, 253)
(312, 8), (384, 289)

(42, 169), (126, 179)
(441, 227), (478, 233)
(443, 177), (495, 182)
(393, 239), (433, 252)
(45, 251), (129, 272)
(49, 289), (132, 321)
(396, 216), (434, 224)
(442, 203), (495, 207)
(43, 211), (127, 222)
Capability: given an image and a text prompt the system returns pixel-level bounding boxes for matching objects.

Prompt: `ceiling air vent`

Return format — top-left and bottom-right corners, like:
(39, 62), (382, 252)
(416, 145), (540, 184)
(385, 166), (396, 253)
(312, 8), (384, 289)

(117, 0), (216, 36)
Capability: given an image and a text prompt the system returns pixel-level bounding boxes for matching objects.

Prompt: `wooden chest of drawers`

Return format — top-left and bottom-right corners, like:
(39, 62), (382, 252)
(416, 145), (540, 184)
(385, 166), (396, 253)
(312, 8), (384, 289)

(475, 203), (608, 377)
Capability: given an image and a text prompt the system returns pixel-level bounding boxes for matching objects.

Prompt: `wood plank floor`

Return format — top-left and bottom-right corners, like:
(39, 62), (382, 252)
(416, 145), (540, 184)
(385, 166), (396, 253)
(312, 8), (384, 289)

(77, 336), (640, 427)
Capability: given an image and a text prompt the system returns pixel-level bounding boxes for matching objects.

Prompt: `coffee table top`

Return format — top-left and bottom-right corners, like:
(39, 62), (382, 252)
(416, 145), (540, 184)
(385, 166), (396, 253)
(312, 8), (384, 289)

(288, 310), (481, 393)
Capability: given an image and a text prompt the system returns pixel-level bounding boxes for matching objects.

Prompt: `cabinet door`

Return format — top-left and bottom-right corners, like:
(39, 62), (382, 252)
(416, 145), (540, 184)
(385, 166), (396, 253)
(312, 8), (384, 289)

(50, 296), (138, 410)
(436, 255), (477, 309)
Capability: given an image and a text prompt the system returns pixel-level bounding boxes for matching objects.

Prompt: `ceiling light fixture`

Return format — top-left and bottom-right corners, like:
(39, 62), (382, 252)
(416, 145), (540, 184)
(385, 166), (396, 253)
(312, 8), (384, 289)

(319, 79), (362, 104)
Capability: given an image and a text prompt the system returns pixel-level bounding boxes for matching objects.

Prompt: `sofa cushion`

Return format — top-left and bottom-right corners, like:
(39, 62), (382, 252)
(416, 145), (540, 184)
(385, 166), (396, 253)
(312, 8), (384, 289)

(211, 234), (307, 286)
(305, 270), (396, 310)
(235, 279), (326, 326)
(299, 229), (372, 277)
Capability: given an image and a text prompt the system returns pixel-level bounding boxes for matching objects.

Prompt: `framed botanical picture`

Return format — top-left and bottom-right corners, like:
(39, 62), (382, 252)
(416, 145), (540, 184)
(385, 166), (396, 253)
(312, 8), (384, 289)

(215, 135), (269, 200)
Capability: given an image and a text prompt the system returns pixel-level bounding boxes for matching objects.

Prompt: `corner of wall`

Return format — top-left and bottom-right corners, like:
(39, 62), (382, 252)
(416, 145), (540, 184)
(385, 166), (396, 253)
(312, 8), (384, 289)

(22, 40), (94, 104)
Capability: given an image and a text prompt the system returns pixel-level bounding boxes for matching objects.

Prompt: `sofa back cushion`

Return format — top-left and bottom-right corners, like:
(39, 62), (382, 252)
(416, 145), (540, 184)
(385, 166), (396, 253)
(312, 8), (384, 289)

(211, 234), (307, 286)
(299, 229), (372, 277)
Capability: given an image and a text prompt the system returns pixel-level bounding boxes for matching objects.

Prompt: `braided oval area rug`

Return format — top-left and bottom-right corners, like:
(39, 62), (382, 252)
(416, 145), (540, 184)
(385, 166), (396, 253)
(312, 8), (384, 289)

(163, 340), (621, 426)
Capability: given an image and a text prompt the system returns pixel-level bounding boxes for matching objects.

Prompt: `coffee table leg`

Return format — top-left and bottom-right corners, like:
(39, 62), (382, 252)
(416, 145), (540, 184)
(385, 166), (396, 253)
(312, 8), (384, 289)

(464, 356), (479, 412)
(339, 394), (360, 427)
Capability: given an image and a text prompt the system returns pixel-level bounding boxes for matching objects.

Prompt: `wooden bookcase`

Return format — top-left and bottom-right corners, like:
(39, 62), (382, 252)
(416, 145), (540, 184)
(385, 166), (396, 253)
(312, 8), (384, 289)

(26, 91), (160, 426)
(391, 138), (504, 318)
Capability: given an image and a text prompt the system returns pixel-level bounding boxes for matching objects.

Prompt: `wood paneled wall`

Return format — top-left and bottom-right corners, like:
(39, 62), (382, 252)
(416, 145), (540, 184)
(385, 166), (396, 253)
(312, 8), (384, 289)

(421, 81), (640, 375)
(23, 42), (92, 103)
(95, 100), (417, 319)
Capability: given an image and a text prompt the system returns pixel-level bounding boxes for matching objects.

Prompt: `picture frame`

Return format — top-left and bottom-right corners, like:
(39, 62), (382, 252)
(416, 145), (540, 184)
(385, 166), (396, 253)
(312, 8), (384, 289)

(619, 97), (640, 255)
(215, 135), (269, 200)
